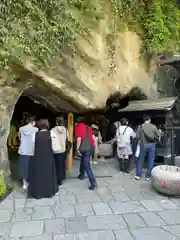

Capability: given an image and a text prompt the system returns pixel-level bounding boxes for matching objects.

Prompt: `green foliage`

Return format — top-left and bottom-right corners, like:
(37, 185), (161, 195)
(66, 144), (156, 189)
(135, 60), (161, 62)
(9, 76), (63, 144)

(0, 173), (7, 197)
(109, 0), (180, 56)
(0, 0), (179, 70)
(0, 0), (103, 70)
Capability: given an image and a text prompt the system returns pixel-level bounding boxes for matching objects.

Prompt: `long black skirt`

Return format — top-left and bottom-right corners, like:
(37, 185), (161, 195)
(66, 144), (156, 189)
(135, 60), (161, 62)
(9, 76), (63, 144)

(28, 131), (58, 199)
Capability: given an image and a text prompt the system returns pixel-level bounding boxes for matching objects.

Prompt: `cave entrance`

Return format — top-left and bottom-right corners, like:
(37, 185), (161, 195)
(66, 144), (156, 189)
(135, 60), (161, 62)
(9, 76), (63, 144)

(7, 94), (67, 181)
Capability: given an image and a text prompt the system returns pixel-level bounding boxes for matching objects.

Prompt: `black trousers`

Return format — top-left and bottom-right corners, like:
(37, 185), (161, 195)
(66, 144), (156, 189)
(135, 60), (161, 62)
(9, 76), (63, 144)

(54, 152), (66, 185)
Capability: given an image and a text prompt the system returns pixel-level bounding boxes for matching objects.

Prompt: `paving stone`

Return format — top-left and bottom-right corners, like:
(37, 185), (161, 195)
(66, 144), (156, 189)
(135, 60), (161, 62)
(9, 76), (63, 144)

(126, 191), (146, 201)
(54, 234), (76, 240)
(96, 187), (114, 204)
(157, 210), (180, 224)
(54, 205), (75, 217)
(0, 222), (12, 239)
(114, 229), (134, 240)
(122, 213), (147, 228)
(45, 218), (65, 234)
(26, 197), (56, 207)
(108, 184), (125, 193)
(139, 212), (166, 227)
(92, 203), (113, 215)
(22, 235), (53, 240)
(142, 190), (167, 200)
(9, 221), (44, 237)
(155, 199), (179, 210)
(140, 200), (163, 211)
(130, 227), (176, 240)
(162, 225), (180, 238)
(0, 209), (13, 222)
(112, 191), (131, 202)
(14, 198), (26, 209)
(110, 201), (146, 214)
(59, 194), (76, 205)
(170, 197), (180, 206)
(87, 215), (127, 230)
(75, 192), (101, 204)
(12, 208), (33, 222)
(66, 217), (88, 233)
(32, 207), (55, 220)
(77, 230), (115, 240)
(0, 199), (14, 210)
(12, 190), (26, 198)
(74, 204), (94, 217)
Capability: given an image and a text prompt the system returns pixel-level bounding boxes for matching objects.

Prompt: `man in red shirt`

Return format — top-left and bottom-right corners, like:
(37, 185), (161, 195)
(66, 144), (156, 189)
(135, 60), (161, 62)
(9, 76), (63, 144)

(75, 117), (97, 190)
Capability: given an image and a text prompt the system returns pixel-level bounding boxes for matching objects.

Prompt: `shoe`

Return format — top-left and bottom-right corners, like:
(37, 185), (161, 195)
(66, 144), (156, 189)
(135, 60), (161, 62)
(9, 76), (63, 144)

(93, 161), (98, 164)
(145, 177), (151, 181)
(23, 184), (28, 190)
(77, 175), (85, 180)
(135, 176), (140, 180)
(89, 183), (97, 190)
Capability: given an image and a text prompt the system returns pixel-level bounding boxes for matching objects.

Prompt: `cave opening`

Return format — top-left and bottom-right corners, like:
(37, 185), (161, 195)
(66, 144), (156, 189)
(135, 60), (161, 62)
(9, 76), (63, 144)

(8, 94), (63, 181)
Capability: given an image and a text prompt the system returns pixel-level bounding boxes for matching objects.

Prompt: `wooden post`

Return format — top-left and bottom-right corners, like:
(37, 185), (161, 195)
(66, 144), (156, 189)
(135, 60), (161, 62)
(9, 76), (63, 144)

(67, 112), (74, 172)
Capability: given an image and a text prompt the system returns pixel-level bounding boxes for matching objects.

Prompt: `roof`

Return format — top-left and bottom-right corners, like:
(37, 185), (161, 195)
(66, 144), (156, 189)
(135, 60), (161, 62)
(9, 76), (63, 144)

(160, 55), (180, 72)
(118, 97), (178, 112)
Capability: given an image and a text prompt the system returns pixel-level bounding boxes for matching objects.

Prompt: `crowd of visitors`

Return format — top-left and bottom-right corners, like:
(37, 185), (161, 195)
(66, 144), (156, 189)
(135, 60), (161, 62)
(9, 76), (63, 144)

(17, 113), (161, 199)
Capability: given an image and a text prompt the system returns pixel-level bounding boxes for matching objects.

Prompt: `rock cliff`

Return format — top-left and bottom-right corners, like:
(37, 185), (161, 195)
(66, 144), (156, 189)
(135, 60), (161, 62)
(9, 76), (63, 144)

(0, 0), (179, 178)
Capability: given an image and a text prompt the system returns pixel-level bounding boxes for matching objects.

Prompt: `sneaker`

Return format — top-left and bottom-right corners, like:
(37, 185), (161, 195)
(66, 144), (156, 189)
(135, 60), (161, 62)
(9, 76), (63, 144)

(135, 176), (140, 180)
(145, 177), (151, 181)
(93, 161), (98, 165)
(23, 184), (28, 190)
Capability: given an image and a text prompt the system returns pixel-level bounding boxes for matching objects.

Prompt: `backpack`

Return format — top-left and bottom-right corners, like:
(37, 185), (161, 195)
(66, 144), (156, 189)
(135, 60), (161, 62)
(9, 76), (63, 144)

(141, 125), (155, 143)
(117, 126), (129, 148)
(79, 126), (92, 152)
(51, 130), (62, 153)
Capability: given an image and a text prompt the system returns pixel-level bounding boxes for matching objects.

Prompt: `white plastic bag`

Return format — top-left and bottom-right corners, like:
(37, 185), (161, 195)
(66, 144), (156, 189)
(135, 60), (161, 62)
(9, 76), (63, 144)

(135, 142), (140, 158)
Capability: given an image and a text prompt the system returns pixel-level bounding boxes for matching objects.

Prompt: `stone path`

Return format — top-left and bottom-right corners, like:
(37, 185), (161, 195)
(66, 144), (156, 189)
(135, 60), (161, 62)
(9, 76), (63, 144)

(1, 160), (180, 239)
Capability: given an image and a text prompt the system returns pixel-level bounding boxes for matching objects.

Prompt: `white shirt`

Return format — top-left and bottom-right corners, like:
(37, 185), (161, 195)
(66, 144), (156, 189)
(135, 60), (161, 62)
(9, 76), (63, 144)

(116, 125), (136, 141)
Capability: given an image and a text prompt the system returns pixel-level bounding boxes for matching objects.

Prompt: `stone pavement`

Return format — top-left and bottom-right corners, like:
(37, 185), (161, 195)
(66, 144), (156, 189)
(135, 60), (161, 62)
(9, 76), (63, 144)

(1, 159), (180, 239)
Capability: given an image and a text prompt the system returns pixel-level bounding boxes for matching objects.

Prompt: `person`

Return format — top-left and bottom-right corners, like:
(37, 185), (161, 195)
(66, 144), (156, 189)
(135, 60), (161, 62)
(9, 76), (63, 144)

(51, 116), (70, 185)
(91, 124), (102, 164)
(135, 115), (160, 181)
(28, 119), (58, 199)
(116, 118), (136, 173)
(18, 116), (38, 190)
(21, 112), (31, 126)
(75, 117), (97, 190)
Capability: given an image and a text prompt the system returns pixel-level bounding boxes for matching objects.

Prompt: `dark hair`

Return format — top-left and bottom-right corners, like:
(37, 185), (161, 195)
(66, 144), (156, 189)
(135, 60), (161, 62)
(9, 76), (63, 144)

(76, 116), (85, 124)
(37, 119), (49, 130)
(25, 116), (36, 125)
(120, 118), (129, 126)
(143, 115), (151, 122)
(56, 116), (64, 126)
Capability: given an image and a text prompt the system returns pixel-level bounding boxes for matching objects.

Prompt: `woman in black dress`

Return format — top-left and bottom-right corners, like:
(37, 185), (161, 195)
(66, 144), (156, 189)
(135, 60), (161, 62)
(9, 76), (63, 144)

(28, 119), (58, 199)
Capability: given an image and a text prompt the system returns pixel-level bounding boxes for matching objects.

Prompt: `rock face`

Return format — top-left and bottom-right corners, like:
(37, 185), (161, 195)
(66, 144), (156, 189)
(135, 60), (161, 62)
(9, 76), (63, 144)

(0, 29), (178, 179)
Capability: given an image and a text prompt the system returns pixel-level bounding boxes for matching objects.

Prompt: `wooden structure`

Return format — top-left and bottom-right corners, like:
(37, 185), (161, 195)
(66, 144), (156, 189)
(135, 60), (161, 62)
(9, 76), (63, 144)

(67, 112), (74, 172)
(118, 97), (179, 164)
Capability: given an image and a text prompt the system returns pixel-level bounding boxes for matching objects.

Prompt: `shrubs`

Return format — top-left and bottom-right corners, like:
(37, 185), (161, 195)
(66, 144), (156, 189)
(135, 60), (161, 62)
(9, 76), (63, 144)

(0, 172), (7, 198)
